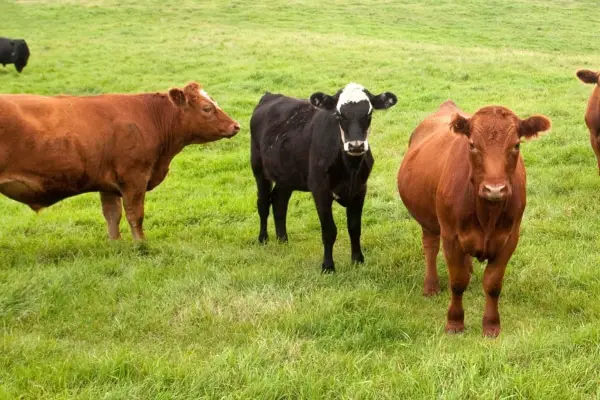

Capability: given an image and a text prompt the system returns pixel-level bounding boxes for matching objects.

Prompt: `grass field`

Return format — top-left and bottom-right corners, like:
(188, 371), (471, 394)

(1, 0), (600, 398)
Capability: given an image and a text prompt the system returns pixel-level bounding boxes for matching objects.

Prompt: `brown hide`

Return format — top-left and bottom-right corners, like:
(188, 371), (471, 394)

(397, 100), (550, 337)
(0, 82), (240, 239)
(576, 69), (600, 174)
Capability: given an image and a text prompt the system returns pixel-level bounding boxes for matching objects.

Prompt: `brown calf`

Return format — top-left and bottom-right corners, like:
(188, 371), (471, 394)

(0, 82), (240, 240)
(397, 100), (550, 337)
(576, 69), (600, 174)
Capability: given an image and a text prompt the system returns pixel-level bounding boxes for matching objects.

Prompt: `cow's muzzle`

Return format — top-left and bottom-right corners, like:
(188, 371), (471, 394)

(223, 122), (240, 138)
(344, 140), (368, 156)
(480, 183), (508, 202)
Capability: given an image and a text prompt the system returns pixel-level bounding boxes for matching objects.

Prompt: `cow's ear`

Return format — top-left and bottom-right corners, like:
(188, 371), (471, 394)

(310, 92), (337, 110)
(169, 88), (187, 107)
(519, 115), (551, 140)
(369, 92), (397, 110)
(576, 69), (600, 85)
(450, 113), (470, 137)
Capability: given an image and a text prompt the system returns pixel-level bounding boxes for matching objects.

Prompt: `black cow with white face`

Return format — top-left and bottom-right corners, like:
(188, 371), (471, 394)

(250, 83), (397, 272)
(0, 37), (30, 73)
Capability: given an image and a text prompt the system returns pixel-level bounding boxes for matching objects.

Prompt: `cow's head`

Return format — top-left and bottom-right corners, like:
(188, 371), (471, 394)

(309, 83), (397, 156)
(13, 39), (29, 73)
(168, 82), (240, 143)
(451, 106), (550, 203)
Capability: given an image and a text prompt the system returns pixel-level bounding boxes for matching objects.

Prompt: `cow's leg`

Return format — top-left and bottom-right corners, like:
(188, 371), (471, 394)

(313, 191), (337, 273)
(251, 157), (272, 243)
(442, 237), (471, 333)
(272, 185), (292, 242)
(121, 187), (146, 241)
(482, 230), (519, 338)
(422, 227), (441, 296)
(100, 192), (122, 240)
(346, 191), (365, 264)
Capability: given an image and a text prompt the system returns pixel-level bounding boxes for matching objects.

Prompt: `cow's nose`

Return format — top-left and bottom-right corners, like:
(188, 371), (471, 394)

(482, 184), (507, 201)
(346, 140), (365, 155)
(229, 122), (240, 135)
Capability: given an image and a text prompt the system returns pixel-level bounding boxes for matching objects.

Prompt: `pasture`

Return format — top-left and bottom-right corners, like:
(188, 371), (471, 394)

(1, 0), (600, 398)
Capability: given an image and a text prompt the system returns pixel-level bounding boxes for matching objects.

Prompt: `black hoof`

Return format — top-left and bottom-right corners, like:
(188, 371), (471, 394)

(258, 234), (268, 244)
(351, 253), (364, 264)
(276, 234), (288, 243)
(321, 264), (336, 274)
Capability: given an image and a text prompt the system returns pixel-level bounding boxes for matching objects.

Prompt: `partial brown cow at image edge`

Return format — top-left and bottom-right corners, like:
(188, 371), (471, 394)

(576, 69), (600, 174)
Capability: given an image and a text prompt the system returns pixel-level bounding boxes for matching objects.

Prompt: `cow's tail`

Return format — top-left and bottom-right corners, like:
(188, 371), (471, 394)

(577, 69), (600, 85)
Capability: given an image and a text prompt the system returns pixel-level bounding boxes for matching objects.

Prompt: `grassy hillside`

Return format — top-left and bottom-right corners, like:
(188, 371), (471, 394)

(1, 0), (600, 398)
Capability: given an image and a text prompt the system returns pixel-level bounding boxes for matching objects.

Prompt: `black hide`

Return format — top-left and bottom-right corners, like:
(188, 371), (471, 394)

(250, 90), (385, 272)
(0, 37), (30, 73)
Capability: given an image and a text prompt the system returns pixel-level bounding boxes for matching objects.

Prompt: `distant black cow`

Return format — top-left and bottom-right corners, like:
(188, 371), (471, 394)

(250, 83), (397, 272)
(0, 37), (30, 73)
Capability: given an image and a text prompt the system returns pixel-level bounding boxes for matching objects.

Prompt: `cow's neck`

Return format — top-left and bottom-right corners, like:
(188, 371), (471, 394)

(145, 94), (188, 189)
(474, 196), (507, 236)
(144, 94), (185, 156)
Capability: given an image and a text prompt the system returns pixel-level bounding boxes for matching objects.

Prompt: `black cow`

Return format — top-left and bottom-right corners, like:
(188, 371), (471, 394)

(250, 83), (397, 273)
(0, 37), (30, 73)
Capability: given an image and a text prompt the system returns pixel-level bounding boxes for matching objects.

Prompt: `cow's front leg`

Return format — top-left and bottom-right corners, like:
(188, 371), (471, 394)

(482, 229), (519, 338)
(346, 191), (365, 264)
(313, 191), (337, 273)
(100, 192), (122, 240)
(442, 236), (471, 334)
(121, 186), (147, 241)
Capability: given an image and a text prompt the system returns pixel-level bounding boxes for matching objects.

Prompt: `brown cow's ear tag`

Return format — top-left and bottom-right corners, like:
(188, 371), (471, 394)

(450, 113), (470, 137)
(519, 115), (551, 140)
(169, 88), (187, 107)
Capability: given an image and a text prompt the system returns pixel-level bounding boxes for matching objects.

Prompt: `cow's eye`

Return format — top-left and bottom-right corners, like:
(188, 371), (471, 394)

(203, 105), (212, 113)
(469, 142), (476, 151)
(514, 142), (520, 151)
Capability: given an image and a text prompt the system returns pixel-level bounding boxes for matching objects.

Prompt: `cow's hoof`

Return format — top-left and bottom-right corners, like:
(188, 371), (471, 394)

(351, 253), (364, 264)
(483, 324), (501, 338)
(423, 279), (441, 297)
(277, 234), (288, 243)
(321, 264), (336, 274)
(445, 321), (465, 334)
(258, 234), (268, 244)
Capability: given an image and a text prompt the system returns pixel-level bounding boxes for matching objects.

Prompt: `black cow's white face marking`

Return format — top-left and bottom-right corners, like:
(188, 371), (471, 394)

(335, 83), (372, 157)
(309, 83), (398, 157)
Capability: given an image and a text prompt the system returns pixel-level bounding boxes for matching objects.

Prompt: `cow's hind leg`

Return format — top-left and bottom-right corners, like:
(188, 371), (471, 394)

(313, 191), (337, 273)
(422, 227), (441, 296)
(346, 191), (365, 264)
(272, 185), (292, 242)
(121, 186), (146, 241)
(251, 155), (272, 243)
(100, 192), (122, 240)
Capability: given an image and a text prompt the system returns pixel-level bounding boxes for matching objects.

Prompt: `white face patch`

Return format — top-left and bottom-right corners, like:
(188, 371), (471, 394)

(199, 89), (221, 109)
(340, 126), (369, 155)
(336, 82), (372, 113)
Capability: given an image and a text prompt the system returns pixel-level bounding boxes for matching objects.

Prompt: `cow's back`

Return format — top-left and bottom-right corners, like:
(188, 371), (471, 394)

(250, 93), (317, 189)
(398, 101), (469, 233)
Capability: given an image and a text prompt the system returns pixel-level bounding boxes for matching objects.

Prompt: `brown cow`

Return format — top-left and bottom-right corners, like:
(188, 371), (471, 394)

(397, 100), (550, 337)
(0, 82), (240, 240)
(576, 69), (600, 174)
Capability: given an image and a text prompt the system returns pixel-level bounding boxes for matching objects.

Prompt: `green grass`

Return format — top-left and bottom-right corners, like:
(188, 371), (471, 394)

(1, 0), (600, 398)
